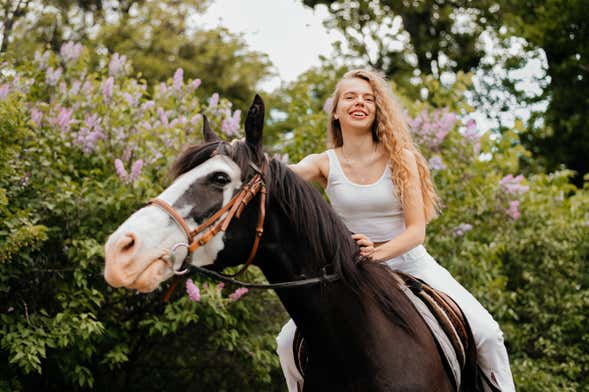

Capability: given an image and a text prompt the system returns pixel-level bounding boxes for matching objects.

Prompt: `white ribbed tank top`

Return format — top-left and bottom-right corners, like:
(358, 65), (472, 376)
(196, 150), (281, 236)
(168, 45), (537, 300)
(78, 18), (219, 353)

(325, 149), (405, 242)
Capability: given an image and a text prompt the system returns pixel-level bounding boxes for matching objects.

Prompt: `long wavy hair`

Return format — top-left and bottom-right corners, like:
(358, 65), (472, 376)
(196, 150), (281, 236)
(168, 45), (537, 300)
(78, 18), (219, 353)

(327, 69), (439, 222)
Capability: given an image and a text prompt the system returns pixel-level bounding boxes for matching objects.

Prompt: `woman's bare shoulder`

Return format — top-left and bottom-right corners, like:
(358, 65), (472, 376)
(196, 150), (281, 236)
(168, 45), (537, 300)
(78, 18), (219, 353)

(289, 151), (329, 183)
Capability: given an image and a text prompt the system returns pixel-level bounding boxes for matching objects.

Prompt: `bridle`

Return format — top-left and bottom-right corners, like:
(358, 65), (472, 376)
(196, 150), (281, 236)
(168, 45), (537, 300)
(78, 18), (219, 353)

(149, 161), (267, 278)
(148, 159), (340, 296)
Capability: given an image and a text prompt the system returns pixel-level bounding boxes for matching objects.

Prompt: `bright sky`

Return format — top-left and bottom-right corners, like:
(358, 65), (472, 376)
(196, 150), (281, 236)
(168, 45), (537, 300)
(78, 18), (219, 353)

(194, 0), (342, 91)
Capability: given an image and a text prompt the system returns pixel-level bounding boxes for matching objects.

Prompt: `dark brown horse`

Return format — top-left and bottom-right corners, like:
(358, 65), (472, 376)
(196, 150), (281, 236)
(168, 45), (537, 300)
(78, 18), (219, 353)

(104, 96), (478, 391)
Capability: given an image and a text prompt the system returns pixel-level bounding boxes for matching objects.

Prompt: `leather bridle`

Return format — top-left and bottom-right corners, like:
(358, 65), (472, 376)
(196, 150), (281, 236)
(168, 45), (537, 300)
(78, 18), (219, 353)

(149, 161), (267, 278)
(149, 159), (340, 297)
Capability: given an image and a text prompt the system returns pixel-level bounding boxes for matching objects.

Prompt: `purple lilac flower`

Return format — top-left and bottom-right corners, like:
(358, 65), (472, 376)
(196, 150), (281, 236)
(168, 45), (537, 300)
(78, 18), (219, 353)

(189, 78), (202, 91)
(428, 155), (446, 171)
(216, 282), (225, 292)
(114, 159), (128, 182)
(505, 200), (521, 220)
(129, 159), (143, 182)
(102, 77), (114, 103)
(173, 68), (184, 92)
(409, 108), (457, 149)
(82, 81), (94, 96)
(228, 287), (249, 302)
(0, 84), (9, 99)
(123, 92), (139, 107)
(453, 223), (473, 237)
(45, 67), (63, 86)
(208, 93), (219, 108)
(34, 50), (50, 69)
(60, 41), (83, 63)
(499, 174), (529, 195)
(157, 107), (169, 127)
(109, 53), (128, 77)
(31, 108), (43, 126)
(323, 97), (334, 114)
(141, 100), (155, 111)
(70, 80), (81, 96)
(54, 107), (74, 133)
(75, 113), (105, 154)
(186, 279), (201, 302)
(148, 146), (163, 163)
(139, 121), (152, 130)
(221, 109), (241, 136)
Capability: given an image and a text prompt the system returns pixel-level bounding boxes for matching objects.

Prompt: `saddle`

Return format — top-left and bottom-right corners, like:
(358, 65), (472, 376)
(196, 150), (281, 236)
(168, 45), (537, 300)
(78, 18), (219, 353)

(292, 271), (482, 391)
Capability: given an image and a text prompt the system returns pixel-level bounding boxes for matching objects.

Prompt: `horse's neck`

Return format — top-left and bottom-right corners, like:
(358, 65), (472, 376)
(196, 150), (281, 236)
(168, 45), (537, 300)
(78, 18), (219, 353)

(256, 210), (359, 332)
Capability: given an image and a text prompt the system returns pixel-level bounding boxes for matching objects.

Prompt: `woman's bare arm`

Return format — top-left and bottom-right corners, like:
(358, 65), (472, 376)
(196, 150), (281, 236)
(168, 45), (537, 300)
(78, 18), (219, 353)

(288, 153), (328, 187)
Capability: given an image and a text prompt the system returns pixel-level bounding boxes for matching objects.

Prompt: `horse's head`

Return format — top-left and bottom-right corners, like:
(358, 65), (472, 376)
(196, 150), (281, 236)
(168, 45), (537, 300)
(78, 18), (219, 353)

(104, 95), (266, 292)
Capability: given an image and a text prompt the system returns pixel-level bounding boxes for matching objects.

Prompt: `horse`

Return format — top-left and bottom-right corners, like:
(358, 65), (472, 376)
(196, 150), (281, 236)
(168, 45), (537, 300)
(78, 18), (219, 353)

(104, 95), (479, 391)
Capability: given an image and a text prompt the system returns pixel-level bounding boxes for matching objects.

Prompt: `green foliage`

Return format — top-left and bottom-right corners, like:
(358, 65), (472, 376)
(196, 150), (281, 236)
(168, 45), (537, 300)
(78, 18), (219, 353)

(274, 65), (589, 391)
(0, 46), (285, 390)
(2, 0), (272, 110)
(304, 0), (589, 183)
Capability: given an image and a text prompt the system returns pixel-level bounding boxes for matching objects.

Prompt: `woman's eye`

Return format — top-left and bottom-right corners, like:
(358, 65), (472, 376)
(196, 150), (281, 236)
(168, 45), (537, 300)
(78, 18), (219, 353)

(210, 172), (230, 185)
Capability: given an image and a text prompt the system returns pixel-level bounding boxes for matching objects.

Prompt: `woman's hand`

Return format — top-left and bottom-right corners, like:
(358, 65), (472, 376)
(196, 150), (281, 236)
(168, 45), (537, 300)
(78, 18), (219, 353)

(352, 233), (375, 258)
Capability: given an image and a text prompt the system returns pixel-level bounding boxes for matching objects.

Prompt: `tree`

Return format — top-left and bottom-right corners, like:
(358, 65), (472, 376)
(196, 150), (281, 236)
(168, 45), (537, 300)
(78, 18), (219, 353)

(303, 0), (589, 183)
(2, 0), (272, 109)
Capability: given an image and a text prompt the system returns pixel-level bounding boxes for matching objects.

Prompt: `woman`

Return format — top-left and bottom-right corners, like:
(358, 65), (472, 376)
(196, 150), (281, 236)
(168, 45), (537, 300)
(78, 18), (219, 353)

(278, 69), (515, 391)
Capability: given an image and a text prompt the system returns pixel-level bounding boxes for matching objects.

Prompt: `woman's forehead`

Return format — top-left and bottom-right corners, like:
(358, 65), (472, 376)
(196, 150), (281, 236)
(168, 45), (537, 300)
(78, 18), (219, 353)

(339, 77), (374, 95)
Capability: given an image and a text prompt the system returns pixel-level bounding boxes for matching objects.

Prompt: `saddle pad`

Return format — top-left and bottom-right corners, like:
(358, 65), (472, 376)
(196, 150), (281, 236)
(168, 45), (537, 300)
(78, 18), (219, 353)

(400, 285), (462, 390)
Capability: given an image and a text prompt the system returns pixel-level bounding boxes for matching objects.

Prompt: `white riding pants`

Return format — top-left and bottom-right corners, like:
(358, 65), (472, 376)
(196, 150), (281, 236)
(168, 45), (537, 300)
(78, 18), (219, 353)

(276, 245), (516, 392)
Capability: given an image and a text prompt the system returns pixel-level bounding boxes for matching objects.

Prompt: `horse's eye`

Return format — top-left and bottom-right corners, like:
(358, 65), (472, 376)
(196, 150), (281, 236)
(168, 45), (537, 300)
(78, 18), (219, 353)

(209, 172), (231, 186)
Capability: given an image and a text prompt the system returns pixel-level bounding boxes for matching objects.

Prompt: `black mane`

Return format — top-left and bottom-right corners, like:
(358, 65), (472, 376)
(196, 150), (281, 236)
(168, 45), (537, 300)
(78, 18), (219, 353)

(170, 140), (418, 333)
(268, 159), (418, 333)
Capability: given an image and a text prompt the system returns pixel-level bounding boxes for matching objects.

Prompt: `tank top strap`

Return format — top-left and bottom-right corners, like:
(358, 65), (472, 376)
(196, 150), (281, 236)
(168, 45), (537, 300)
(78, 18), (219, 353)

(326, 149), (343, 182)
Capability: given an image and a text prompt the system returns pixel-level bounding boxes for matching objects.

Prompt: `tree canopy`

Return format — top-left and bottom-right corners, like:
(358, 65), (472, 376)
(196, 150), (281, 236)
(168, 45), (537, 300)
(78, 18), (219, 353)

(303, 0), (589, 183)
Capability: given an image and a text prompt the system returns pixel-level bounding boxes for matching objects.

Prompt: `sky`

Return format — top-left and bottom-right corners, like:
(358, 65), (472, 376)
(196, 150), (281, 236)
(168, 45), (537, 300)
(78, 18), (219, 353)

(194, 0), (342, 91)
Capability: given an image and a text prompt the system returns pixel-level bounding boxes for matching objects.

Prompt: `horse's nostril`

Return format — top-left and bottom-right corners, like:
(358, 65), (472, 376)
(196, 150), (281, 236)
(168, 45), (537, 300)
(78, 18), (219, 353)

(120, 233), (136, 252)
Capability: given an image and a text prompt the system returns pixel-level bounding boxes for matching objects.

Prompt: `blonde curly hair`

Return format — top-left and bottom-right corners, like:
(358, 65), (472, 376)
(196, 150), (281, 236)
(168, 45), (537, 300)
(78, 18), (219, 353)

(327, 69), (439, 222)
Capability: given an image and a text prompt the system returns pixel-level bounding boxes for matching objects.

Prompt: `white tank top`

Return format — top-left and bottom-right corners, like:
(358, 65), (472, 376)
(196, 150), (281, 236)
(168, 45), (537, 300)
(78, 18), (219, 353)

(325, 149), (405, 242)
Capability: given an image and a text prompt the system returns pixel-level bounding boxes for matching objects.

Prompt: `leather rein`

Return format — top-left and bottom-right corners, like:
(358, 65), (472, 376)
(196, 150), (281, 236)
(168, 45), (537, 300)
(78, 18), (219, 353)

(148, 161), (340, 296)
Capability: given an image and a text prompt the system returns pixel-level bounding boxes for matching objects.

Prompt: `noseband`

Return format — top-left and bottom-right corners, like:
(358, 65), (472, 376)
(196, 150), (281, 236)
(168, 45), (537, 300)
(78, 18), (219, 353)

(149, 161), (267, 277)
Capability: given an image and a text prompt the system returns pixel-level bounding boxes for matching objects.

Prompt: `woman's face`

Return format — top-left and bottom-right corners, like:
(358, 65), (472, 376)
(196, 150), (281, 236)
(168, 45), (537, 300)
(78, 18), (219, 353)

(334, 77), (376, 133)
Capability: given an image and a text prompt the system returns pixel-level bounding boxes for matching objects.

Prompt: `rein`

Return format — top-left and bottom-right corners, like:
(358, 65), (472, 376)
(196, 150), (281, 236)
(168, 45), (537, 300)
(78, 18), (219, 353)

(150, 160), (340, 299)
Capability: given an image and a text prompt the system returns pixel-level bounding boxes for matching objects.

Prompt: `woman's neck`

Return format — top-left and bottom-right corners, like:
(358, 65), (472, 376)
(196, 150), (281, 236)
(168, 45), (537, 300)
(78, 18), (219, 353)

(340, 131), (379, 163)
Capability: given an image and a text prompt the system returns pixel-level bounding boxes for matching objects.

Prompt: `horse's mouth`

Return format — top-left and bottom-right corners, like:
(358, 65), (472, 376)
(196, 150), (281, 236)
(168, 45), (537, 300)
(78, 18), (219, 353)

(128, 258), (171, 293)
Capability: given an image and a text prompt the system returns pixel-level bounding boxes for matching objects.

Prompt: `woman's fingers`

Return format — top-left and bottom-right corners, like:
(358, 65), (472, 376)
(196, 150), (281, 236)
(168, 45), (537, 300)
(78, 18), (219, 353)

(351, 233), (375, 257)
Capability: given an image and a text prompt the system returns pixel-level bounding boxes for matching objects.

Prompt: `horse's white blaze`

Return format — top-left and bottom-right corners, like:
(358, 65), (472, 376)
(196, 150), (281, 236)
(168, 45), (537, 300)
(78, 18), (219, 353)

(105, 155), (242, 287)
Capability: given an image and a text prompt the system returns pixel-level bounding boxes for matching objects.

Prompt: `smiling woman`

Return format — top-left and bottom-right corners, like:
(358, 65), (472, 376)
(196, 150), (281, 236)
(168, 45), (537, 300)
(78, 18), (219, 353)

(282, 69), (515, 392)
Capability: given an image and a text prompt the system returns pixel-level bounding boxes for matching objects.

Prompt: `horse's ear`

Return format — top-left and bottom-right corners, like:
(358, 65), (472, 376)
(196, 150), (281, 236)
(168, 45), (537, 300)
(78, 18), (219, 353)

(245, 94), (264, 150)
(202, 114), (221, 143)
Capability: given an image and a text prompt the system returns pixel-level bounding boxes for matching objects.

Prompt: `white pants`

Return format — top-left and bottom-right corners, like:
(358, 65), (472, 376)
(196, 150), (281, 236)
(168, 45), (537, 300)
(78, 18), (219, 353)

(276, 245), (516, 392)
